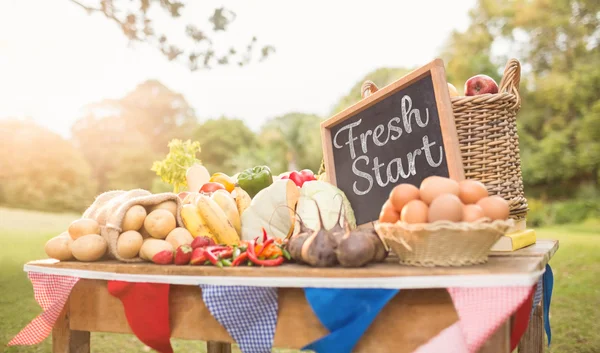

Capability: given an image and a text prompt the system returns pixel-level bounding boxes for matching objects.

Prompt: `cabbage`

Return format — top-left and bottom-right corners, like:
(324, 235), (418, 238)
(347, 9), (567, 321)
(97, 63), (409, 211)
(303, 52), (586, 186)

(295, 180), (356, 232)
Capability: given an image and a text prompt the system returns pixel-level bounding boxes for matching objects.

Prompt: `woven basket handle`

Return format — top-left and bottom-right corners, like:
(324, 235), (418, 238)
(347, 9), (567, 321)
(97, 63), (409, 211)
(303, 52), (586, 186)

(499, 59), (521, 106)
(361, 80), (379, 98)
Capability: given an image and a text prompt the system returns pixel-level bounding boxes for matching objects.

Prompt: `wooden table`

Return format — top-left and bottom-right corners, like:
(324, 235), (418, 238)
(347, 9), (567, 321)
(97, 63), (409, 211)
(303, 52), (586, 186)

(26, 239), (558, 353)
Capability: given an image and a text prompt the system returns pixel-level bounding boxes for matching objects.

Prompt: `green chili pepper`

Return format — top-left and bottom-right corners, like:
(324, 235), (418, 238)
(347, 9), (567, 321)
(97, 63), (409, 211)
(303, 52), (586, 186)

(236, 165), (273, 198)
(282, 249), (292, 261)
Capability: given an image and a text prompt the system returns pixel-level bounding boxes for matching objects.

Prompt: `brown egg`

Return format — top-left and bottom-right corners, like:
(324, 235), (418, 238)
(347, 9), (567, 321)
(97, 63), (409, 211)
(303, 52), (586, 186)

(420, 176), (460, 204)
(389, 184), (420, 212)
(462, 204), (486, 222)
(477, 196), (510, 220)
(379, 200), (400, 223)
(458, 180), (489, 204)
(428, 194), (463, 222)
(401, 200), (429, 224)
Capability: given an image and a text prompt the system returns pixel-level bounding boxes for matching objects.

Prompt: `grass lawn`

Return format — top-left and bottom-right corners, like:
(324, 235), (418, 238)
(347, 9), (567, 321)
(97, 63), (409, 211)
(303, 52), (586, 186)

(1, 207), (598, 353)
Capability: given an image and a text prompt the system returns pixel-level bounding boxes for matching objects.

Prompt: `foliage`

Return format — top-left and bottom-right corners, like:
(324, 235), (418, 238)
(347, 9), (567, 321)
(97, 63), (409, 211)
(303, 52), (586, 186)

(331, 68), (413, 115)
(527, 196), (600, 227)
(258, 113), (324, 174)
(72, 80), (195, 193)
(82, 80), (198, 154)
(192, 117), (258, 175)
(441, 0), (600, 198)
(0, 120), (96, 212)
(151, 139), (202, 193)
(68, 0), (274, 71)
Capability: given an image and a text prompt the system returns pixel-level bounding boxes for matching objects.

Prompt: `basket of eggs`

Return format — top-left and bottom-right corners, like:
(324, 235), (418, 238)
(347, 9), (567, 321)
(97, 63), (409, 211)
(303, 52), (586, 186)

(375, 176), (514, 267)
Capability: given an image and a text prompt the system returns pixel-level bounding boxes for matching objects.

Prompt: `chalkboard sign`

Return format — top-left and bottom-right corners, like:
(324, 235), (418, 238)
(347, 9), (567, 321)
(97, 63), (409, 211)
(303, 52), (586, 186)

(321, 59), (465, 226)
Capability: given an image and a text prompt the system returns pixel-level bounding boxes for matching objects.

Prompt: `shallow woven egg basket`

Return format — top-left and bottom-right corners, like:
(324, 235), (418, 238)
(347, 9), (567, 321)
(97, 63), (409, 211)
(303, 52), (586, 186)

(375, 219), (514, 267)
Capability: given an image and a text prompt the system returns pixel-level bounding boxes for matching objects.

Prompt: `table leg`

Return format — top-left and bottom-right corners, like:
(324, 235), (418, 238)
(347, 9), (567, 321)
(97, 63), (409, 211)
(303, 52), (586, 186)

(518, 290), (544, 353)
(53, 300), (90, 353)
(478, 321), (510, 353)
(206, 341), (232, 353)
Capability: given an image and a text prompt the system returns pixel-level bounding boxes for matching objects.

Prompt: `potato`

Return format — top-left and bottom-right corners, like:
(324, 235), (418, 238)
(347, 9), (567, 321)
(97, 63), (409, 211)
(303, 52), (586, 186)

(144, 209), (176, 239)
(44, 232), (73, 261)
(117, 231), (144, 259)
(122, 205), (147, 231)
(165, 228), (194, 250)
(68, 219), (100, 240)
(139, 238), (173, 262)
(150, 201), (177, 217)
(71, 234), (107, 262)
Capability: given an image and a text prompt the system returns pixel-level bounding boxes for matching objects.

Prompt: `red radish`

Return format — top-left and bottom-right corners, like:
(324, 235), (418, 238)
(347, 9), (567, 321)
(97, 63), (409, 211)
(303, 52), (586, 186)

(174, 244), (193, 265)
(190, 247), (208, 265)
(152, 250), (174, 264)
(191, 236), (215, 249)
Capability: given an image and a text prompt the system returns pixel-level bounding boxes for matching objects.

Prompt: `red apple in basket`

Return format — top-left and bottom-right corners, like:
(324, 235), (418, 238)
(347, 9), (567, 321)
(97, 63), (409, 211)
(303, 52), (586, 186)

(464, 75), (498, 96)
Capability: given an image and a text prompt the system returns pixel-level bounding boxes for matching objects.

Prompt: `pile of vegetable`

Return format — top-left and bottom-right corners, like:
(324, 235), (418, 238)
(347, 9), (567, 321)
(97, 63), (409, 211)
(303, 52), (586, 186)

(179, 230), (290, 267)
(44, 137), (389, 268)
(287, 200), (387, 268)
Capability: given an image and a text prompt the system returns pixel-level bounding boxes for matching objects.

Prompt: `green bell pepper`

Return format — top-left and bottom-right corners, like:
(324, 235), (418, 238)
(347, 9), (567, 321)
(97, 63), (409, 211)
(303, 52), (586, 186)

(237, 166), (273, 198)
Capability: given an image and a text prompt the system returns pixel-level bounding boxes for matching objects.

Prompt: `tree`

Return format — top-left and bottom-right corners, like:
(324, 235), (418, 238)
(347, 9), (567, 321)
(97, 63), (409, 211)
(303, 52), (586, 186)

(331, 68), (413, 114)
(441, 0), (600, 198)
(71, 115), (158, 192)
(0, 120), (96, 212)
(73, 80), (193, 192)
(192, 117), (258, 175)
(258, 113), (323, 173)
(83, 80), (197, 154)
(68, 0), (275, 71)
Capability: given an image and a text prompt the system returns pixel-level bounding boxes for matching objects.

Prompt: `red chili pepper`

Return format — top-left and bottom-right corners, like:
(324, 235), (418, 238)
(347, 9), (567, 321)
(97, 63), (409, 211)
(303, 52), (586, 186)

(205, 250), (221, 267)
(232, 252), (248, 266)
(217, 249), (234, 259)
(258, 238), (275, 257)
(206, 245), (230, 253)
(247, 240), (285, 267)
(261, 228), (268, 243)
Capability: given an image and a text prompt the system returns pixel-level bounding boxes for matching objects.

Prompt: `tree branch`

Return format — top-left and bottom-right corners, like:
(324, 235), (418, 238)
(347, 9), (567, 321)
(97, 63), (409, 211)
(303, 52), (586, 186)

(67, 0), (132, 38)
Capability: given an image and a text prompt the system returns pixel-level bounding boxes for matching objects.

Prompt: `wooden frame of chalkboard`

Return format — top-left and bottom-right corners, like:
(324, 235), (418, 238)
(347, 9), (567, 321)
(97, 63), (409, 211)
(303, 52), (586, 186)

(321, 59), (465, 226)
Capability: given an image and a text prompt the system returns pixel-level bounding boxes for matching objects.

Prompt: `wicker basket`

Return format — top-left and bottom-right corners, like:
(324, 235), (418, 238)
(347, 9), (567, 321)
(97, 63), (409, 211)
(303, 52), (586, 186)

(318, 59), (528, 220)
(451, 59), (527, 220)
(375, 219), (514, 267)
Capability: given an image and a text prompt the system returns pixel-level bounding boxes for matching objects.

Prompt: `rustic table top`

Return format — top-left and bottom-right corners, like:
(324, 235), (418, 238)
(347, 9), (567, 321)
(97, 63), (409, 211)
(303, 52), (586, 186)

(25, 239), (558, 289)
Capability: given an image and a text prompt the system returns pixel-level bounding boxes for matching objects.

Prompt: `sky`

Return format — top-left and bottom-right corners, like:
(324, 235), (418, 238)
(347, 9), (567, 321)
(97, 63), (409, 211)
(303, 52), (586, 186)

(0, 0), (476, 137)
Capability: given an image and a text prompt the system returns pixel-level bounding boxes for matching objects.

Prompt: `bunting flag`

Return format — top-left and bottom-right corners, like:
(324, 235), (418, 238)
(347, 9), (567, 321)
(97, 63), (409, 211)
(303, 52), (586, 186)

(199, 285), (278, 353)
(302, 288), (398, 353)
(447, 286), (534, 353)
(107, 281), (173, 353)
(8, 273), (79, 346)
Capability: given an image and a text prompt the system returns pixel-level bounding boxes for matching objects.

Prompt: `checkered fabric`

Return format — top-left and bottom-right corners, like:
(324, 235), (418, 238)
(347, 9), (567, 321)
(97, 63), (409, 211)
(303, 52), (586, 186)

(8, 272), (79, 346)
(200, 285), (278, 353)
(532, 276), (543, 316)
(413, 322), (468, 353)
(447, 286), (534, 353)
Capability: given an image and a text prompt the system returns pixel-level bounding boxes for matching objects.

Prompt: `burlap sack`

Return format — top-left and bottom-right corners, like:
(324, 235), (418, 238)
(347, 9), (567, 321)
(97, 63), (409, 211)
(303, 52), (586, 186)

(82, 189), (184, 263)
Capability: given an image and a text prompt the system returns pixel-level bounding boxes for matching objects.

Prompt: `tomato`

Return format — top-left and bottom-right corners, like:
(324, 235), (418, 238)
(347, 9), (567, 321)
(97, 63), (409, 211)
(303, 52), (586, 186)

(199, 182), (226, 193)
